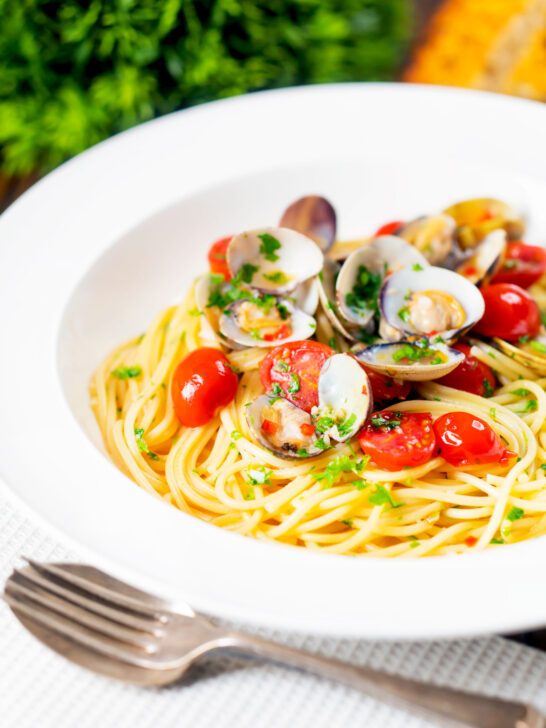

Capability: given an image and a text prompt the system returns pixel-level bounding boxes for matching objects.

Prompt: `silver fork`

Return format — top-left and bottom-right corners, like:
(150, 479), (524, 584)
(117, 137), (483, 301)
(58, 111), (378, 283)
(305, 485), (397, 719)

(3, 560), (544, 728)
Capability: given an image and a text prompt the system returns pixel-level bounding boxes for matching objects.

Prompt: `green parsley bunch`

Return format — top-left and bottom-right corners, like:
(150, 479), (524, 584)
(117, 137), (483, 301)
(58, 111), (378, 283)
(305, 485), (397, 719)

(0, 0), (411, 176)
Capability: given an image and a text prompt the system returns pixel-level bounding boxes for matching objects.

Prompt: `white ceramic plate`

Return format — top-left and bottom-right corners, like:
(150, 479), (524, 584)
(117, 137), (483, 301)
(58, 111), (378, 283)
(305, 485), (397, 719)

(2, 83), (546, 640)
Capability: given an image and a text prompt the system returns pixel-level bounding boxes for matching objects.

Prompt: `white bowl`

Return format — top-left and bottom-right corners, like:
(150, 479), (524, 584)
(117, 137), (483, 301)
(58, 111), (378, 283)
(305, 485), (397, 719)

(2, 83), (546, 639)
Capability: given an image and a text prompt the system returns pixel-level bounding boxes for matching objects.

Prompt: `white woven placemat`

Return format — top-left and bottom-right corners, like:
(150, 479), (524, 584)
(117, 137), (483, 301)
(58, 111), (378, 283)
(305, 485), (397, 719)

(2, 480), (546, 728)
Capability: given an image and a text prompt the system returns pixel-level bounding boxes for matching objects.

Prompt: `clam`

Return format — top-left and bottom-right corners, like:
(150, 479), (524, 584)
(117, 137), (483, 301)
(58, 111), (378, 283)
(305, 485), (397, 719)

(492, 335), (546, 376)
(194, 274), (243, 347)
(455, 229), (506, 285)
(219, 295), (316, 348)
(279, 195), (336, 253)
(292, 276), (319, 316)
(246, 353), (372, 459)
(444, 198), (525, 249)
(317, 257), (358, 341)
(354, 340), (464, 381)
(380, 266), (485, 341)
(335, 236), (429, 328)
(245, 395), (324, 458)
(396, 214), (456, 265)
(227, 227), (323, 295)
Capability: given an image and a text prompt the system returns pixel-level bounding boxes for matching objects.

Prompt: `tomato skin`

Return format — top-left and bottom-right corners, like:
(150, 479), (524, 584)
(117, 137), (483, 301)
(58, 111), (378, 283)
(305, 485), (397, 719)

(435, 343), (496, 397)
(358, 411), (437, 471)
(360, 365), (411, 403)
(171, 348), (238, 427)
(207, 236), (232, 281)
(375, 220), (404, 236)
(259, 341), (334, 413)
(473, 283), (541, 341)
(433, 412), (515, 467)
(492, 242), (546, 289)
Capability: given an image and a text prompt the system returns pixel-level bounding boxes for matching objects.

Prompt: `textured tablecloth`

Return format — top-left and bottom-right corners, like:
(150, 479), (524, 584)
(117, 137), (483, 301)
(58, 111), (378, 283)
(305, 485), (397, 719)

(2, 479), (546, 728)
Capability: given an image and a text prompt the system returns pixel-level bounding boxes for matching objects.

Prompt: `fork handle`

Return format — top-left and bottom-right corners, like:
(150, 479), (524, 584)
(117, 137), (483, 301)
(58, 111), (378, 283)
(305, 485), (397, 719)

(218, 631), (543, 728)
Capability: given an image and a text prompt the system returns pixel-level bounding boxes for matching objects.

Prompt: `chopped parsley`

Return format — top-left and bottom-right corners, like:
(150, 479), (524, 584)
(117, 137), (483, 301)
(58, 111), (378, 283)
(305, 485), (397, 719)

(244, 489), (255, 501)
(530, 340), (546, 355)
(288, 373), (301, 396)
(483, 379), (494, 398)
(315, 437), (330, 451)
(264, 271), (288, 284)
(503, 259), (518, 270)
(247, 466), (272, 485)
(340, 519), (353, 527)
(370, 414), (401, 429)
(511, 387), (531, 397)
(519, 335), (530, 344)
(541, 310), (546, 327)
(412, 263), (424, 272)
(231, 430), (243, 440)
(433, 335), (445, 344)
(540, 464), (546, 472)
(237, 264), (259, 284)
(368, 484), (403, 509)
(270, 383), (283, 396)
(258, 233), (281, 262)
(345, 265), (382, 314)
(188, 307), (202, 317)
(506, 506), (524, 522)
(328, 336), (339, 352)
(312, 454), (369, 488)
(519, 399), (537, 413)
(134, 427), (159, 460)
(273, 360), (290, 372)
(250, 329), (263, 340)
(338, 413), (357, 438)
(314, 415), (336, 434)
(297, 448), (308, 457)
(398, 306), (410, 323)
(226, 362), (241, 375)
(392, 342), (439, 364)
(111, 365), (142, 380)
(490, 537), (505, 545)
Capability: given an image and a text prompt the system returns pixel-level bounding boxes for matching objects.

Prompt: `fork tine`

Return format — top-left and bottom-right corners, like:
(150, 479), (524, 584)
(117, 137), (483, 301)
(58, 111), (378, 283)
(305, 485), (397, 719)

(16, 565), (161, 635)
(3, 589), (164, 670)
(24, 559), (169, 621)
(7, 574), (159, 651)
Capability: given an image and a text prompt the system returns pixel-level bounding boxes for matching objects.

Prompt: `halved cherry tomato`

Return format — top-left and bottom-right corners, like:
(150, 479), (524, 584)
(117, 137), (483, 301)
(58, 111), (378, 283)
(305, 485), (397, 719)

(434, 412), (515, 467)
(473, 283), (541, 341)
(492, 242), (546, 289)
(171, 348), (238, 427)
(374, 220), (404, 236)
(259, 341), (334, 413)
(435, 343), (496, 397)
(357, 364), (411, 403)
(358, 411), (437, 471)
(207, 236), (232, 281)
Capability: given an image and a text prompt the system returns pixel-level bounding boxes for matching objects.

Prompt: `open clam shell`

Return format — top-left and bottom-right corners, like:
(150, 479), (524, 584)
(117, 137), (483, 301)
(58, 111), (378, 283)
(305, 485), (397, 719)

(279, 195), (336, 253)
(219, 296), (316, 348)
(354, 341), (464, 381)
(227, 227), (323, 295)
(245, 395), (324, 459)
(493, 336), (546, 376)
(317, 257), (358, 341)
(246, 354), (372, 458)
(456, 229), (506, 285)
(315, 353), (372, 442)
(444, 198), (525, 248)
(396, 214), (456, 265)
(380, 265), (485, 341)
(335, 236), (429, 328)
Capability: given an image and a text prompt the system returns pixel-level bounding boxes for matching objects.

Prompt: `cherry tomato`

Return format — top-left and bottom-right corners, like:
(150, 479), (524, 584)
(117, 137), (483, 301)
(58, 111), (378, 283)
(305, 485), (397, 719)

(473, 283), (541, 341)
(171, 348), (238, 427)
(259, 341), (334, 413)
(433, 412), (515, 467)
(375, 220), (404, 236)
(492, 242), (546, 289)
(359, 364), (411, 403)
(358, 411), (437, 471)
(207, 236), (232, 281)
(435, 343), (496, 397)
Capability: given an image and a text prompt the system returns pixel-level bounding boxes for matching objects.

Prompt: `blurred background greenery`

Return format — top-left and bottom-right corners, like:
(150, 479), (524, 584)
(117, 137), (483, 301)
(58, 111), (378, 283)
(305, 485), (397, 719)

(0, 0), (413, 181)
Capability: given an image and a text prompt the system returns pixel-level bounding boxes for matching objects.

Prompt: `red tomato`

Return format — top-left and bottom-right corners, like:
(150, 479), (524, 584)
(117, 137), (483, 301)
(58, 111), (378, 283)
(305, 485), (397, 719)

(360, 365), (411, 403)
(171, 348), (238, 427)
(473, 283), (541, 341)
(433, 412), (515, 467)
(358, 411), (437, 471)
(375, 220), (404, 236)
(435, 343), (496, 397)
(259, 341), (334, 413)
(207, 236), (232, 281)
(492, 242), (546, 289)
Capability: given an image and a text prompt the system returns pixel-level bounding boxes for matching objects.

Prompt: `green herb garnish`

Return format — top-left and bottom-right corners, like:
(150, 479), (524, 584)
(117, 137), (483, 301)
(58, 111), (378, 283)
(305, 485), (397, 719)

(112, 365), (142, 380)
(370, 414), (401, 429)
(312, 454), (368, 488)
(368, 484), (403, 509)
(530, 340), (546, 355)
(345, 265), (382, 315)
(258, 233), (281, 262)
(263, 271), (288, 284)
(288, 373), (301, 396)
(398, 306), (410, 323)
(412, 263), (424, 271)
(507, 506), (524, 522)
(483, 379), (494, 398)
(511, 387), (530, 397)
